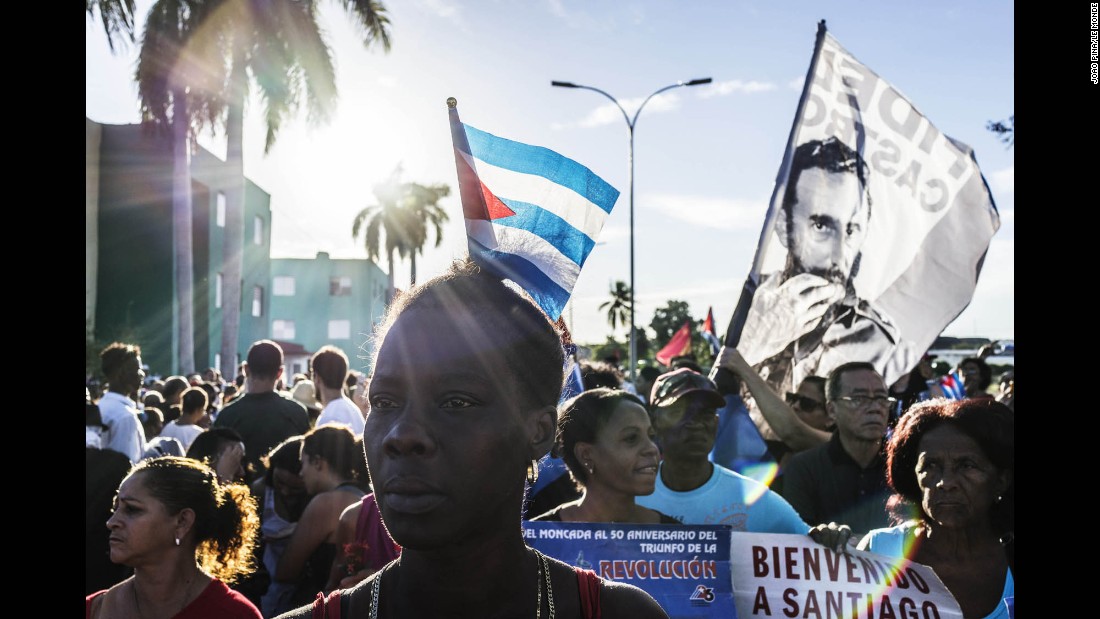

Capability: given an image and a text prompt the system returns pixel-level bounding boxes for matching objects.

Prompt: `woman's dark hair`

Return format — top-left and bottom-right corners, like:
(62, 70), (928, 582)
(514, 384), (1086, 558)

(372, 259), (565, 412)
(301, 425), (368, 484)
(960, 357), (993, 391)
(552, 388), (647, 488)
(187, 428), (244, 467)
(128, 456), (260, 583)
(579, 360), (624, 390)
(886, 398), (1014, 544)
(262, 435), (305, 487)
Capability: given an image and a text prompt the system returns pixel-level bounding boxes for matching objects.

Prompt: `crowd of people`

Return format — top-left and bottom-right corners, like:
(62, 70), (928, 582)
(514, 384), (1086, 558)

(86, 260), (1014, 618)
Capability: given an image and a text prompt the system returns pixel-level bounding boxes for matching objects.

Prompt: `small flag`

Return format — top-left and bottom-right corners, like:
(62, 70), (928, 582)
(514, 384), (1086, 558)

(656, 321), (693, 367)
(448, 98), (620, 320)
(561, 344), (586, 401)
(938, 371), (966, 400)
(703, 307), (721, 357)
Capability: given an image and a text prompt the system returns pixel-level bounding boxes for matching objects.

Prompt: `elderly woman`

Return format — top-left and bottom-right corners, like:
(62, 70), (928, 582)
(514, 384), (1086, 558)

(531, 388), (678, 524)
(86, 456), (262, 618)
(277, 259), (666, 618)
(858, 398), (1014, 618)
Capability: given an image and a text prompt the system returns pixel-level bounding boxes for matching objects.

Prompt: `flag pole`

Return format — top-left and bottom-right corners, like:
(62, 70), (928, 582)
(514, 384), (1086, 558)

(722, 20), (829, 347)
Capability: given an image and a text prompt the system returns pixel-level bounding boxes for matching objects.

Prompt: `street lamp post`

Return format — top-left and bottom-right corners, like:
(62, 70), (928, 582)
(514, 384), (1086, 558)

(551, 78), (712, 382)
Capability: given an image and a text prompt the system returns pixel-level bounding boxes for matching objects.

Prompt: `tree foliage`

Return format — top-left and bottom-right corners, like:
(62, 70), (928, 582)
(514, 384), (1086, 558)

(87, 0), (136, 52)
(649, 300), (693, 348)
(352, 165), (451, 297)
(986, 114), (1013, 148)
(598, 280), (632, 335)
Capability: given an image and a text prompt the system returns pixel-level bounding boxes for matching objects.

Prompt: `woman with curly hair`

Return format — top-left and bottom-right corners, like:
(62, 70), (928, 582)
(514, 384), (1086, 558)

(858, 398), (1014, 618)
(86, 456), (263, 618)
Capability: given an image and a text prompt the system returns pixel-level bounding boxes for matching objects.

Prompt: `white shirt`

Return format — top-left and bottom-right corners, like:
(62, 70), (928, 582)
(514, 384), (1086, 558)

(315, 396), (365, 437)
(159, 420), (206, 453)
(98, 392), (147, 464)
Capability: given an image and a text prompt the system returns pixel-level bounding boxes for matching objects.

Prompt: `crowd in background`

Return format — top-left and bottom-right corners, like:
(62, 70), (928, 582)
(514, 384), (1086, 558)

(87, 324), (1013, 618)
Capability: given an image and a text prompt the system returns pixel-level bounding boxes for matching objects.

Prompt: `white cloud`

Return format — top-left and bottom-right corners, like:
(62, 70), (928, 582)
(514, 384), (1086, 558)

(555, 93), (682, 130)
(418, 0), (461, 19)
(645, 193), (768, 231)
(787, 76), (804, 91)
(698, 79), (777, 98)
(375, 74), (397, 88)
(989, 165), (1013, 195)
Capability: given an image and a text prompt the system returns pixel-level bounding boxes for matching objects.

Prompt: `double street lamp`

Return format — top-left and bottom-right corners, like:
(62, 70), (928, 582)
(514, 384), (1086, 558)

(551, 78), (712, 381)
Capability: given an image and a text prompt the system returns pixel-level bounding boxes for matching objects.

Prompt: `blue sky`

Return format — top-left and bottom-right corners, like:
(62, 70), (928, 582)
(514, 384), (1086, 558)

(86, 0), (1014, 347)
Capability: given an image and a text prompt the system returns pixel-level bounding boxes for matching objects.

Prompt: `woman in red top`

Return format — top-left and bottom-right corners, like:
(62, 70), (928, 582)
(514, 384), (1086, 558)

(85, 456), (262, 619)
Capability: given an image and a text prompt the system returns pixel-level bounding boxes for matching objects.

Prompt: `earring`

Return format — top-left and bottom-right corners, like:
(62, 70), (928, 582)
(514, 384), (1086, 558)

(526, 460), (539, 485)
(175, 537), (181, 547)
(586, 462), (595, 476)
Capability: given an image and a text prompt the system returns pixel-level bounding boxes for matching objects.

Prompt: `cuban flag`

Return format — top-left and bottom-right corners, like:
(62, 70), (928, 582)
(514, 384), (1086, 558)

(938, 371), (966, 400)
(448, 100), (620, 320)
(703, 307), (721, 358)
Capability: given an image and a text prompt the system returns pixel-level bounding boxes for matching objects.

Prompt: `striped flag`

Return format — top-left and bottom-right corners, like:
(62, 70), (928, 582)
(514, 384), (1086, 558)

(938, 371), (966, 400)
(448, 100), (620, 320)
(703, 307), (721, 357)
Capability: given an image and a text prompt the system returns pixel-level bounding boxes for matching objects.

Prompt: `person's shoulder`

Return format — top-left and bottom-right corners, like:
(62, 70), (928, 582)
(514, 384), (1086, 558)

(784, 441), (829, 468)
(530, 502), (578, 521)
(856, 521), (916, 553)
(598, 577), (670, 618)
(200, 579), (263, 618)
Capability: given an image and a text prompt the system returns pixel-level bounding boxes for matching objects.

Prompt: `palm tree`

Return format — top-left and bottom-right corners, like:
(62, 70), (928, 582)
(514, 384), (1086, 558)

(134, 0), (227, 375)
(351, 167), (411, 302)
(87, 0), (137, 52)
(599, 280), (632, 334)
(210, 0), (392, 379)
(401, 181), (451, 286)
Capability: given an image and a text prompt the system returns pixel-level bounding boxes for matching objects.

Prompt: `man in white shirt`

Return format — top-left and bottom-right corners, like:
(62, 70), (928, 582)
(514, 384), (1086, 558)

(311, 345), (365, 437)
(97, 342), (147, 463)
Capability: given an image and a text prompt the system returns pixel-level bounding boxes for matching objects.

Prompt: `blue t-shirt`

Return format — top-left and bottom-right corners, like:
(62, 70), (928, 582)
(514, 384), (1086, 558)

(859, 522), (1014, 619)
(637, 462), (808, 532)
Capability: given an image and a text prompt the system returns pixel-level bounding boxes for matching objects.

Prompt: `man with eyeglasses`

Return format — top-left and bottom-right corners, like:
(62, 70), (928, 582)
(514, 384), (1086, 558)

(779, 361), (895, 538)
(637, 368), (809, 533)
(709, 346), (832, 483)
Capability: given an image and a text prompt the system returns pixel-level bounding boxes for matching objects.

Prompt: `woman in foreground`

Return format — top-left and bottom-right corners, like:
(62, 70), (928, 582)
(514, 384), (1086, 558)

(86, 456), (262, 618)
(858, 398), (1014, 618)
(277, 259), (667, 618)
(531, 388), (678, 524)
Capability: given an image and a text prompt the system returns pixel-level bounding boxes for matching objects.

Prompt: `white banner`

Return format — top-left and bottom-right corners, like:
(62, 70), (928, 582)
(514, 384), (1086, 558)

(728, 26), (1000, 403)
(730, 533), (963, 619)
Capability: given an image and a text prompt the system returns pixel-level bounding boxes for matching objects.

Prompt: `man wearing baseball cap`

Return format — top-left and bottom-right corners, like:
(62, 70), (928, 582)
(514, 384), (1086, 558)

(636, 367), (809, 532)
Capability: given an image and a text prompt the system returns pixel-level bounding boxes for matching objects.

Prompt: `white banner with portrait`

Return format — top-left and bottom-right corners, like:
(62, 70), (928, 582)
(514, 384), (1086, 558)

(725, 24), (1000, 405)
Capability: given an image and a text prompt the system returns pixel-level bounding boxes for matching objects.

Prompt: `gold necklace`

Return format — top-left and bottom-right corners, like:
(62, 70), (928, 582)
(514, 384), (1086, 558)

(536, 548), (555, 619)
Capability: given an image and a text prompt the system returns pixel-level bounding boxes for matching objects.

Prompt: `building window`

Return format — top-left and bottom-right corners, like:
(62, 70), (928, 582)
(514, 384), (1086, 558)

(216, 192), (226, 227)
(253, 216), (264, 245)
(273, 276), (296, 296)
(330, 276), (352, 296)
(252, 286), (264, 317)
(272, 320), (295, 340)
(215, 273), (223, 308)
(328, 320), (351, 340)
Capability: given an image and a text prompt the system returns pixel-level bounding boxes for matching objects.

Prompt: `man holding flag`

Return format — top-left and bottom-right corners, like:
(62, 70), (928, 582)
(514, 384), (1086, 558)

(725, 23), (1000, 429)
